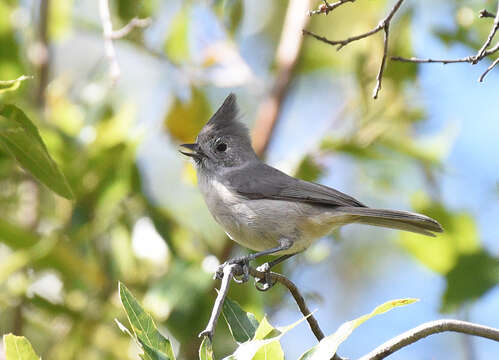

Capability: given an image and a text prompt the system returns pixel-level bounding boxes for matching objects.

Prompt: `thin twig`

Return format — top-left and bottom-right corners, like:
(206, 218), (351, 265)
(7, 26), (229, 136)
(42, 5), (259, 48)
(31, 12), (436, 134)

(358, 319), (499, 360)
(198, 264), (238, 340)
(391, 56), (475, 64)
(373, 24), (389, 99)
(249, 267), (325, 342)
(308, 0), (355, 16)
(303, 0), (405, 98)
(479, 56), (499, 81)
(479, 9), (496, 19)
(110, 17), (152, 39)
(473, 2), (499, 63)
(98, 0), (152, 82)
(392, 3), (499, 81)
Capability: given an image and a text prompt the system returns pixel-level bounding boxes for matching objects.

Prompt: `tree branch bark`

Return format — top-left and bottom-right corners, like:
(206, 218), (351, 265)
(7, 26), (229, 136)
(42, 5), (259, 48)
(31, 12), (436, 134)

(358, 319), (499, 360)
(303, 0), (405, 99)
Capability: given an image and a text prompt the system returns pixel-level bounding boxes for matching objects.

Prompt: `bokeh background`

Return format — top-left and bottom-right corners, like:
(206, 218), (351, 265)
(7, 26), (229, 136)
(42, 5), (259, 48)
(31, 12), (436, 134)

(0, 0), (498, 359)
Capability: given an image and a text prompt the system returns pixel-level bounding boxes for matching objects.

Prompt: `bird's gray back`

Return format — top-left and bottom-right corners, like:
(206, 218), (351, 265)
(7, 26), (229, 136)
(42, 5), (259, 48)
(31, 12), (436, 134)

(197, 172), (354, 254)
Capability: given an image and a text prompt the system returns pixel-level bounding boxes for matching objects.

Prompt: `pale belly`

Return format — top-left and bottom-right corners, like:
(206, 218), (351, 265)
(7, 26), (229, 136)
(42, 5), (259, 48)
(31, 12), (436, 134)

(200, 180), (353, 255)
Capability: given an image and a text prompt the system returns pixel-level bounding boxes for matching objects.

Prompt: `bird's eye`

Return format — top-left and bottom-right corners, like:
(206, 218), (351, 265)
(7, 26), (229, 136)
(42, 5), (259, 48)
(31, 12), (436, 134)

(216, 142), (227, 152)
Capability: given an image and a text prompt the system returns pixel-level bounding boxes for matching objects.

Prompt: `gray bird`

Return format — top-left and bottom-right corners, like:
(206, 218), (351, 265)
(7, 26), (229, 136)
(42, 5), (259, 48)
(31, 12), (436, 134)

(180, 94), (442, 288)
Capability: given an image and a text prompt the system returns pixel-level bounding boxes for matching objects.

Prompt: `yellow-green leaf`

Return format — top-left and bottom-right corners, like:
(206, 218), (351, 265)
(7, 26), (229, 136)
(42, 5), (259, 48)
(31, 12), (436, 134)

(224, 315), (307, 360)
(298, 298), (418, 360)
(3, 334), (41, 360)
(0, 104), (73, 199)
(198, 337), (214, 360)
(164, 88), (211, 143)
(0, 75), (32, 94)
(119, 282), (176, 360)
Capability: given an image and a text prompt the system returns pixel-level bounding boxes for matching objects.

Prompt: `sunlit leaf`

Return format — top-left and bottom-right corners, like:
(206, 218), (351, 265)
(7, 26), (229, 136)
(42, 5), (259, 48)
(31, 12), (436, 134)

(0, 75), (32, 94)
(165, 5), (190, 64)
(252, 317), (284, 360)
(222, 296), (259, 343)
(298, 298), (418, 360)
(399, 193), (479, 274)
(164, 88), (211, 143)
(294, 155), (324, 182)
(3, 334), (41, 360)
(198, 337), (214, 360)
(442, 251), (499, 312)
(0, 104), (73, 199)
(119, 282), (176, 360)
(0, 236), (57, 283)
(223, 315), (308, 360)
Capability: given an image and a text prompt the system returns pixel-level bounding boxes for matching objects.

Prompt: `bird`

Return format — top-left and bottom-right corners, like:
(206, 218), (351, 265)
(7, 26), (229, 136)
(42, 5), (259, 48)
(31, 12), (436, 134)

(180, 93), (443, 289)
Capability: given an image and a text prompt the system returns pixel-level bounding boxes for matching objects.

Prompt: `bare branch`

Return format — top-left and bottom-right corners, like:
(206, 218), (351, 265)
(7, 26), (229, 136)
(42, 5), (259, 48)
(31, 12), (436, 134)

(373, 24), (389, 99)
(303, 0), (405, 98)
(358, 319), (499, 360)
(98, 0), (151, 82)
(200, 263), (345, 360)
(308, 0), (355, 16)
(479, 9), (496, 19)
(252, 0), (312, 156)
(479, 56), (499, 81)
(198, 264), (238, 340)
(393, 2), (499, 81)
(391, 56), (475, 64)
(249, 267), (325, 342)
(110, 17), (152, 39)
(473, 2), (499, 63)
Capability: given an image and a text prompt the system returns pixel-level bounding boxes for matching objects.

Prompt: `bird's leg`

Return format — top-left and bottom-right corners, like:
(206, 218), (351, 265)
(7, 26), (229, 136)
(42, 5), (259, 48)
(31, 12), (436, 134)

(215, 239), (293, 283)
(255, 253), (298, 291)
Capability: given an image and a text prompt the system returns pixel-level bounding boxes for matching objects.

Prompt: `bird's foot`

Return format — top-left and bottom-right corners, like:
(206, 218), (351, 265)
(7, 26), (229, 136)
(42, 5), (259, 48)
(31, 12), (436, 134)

(214, 256), (250, 283)
(254, 262), (276, 292)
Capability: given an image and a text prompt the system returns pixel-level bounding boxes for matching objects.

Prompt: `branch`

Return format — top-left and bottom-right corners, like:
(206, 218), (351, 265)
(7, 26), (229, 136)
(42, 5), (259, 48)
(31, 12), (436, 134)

(98, 0), (151, 82)
(251, 0), (312, 156)
(358, 319), (499, 360)
(200, 263), (345, 360)
(198, 264), (238, 340)
(110, 17), (152, 39)
(303, 0), (405, 98)
(479, 9), (496, 19)
(36, 0), (50, 107)
(393, 3), (499, 82)
(473, 2), (499, 63)
(308, 0), (355, 16)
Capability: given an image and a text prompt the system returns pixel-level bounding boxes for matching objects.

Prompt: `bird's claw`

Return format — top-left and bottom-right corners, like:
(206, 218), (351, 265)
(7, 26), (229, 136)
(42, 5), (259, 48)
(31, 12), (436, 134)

(254, 263), (276, 291)
(214, 256), (250, 283)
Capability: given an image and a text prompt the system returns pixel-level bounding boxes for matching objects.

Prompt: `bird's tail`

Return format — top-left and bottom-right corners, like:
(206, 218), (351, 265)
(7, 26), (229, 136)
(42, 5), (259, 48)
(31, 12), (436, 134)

(335, 207), (443, 236)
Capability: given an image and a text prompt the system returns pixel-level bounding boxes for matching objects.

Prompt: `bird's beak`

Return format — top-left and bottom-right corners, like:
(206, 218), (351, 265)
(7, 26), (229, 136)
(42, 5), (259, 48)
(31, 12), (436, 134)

(179, 143), (203, 159)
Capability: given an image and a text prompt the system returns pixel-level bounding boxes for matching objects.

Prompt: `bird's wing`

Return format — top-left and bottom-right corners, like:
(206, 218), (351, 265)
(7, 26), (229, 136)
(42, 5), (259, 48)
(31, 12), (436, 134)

(224, 162), (366, 208)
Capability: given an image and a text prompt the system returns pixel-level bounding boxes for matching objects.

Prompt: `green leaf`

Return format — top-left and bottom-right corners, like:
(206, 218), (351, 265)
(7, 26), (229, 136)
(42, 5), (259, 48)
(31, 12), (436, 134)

(223, 315), (307, 360)
(164, 87), (211, 143)
(119, 282), (176, 360)
(298, 298), (418, 360)
(0, 104), (73, 199)
(3, 334), (41, 360)
(222, 296), (259, 343)
(198, 337), (214, 360)
(164, 5), (190, 64)
(442, 251), (499, 312)
(294, 155), (324, 182)
(0, 75), (32, 94)
(139, 339), (171, 360)
(399, 193), (479, 274)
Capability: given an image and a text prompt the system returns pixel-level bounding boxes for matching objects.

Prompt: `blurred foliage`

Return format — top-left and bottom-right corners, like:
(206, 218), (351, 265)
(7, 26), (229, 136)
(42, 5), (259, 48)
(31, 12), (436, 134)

(3, 333), (41, 360)
(0, 0), (498, 359)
